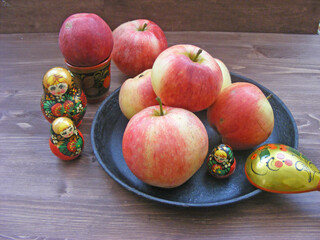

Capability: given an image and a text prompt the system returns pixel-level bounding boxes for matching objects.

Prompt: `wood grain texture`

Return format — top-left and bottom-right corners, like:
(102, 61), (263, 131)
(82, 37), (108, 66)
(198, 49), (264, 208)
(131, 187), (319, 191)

(0, 0), (319, 33)
(0, 32), (320, 239)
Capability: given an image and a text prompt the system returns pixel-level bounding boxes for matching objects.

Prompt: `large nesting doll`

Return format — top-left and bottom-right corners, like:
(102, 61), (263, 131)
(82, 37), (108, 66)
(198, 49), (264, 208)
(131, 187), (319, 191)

(40, 67), (87, 127)
(49, 117), (84, 160)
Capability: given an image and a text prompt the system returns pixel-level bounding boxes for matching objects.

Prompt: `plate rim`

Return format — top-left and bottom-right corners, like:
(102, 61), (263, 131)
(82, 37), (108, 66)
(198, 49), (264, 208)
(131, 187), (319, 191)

(91, 72), (299, 207)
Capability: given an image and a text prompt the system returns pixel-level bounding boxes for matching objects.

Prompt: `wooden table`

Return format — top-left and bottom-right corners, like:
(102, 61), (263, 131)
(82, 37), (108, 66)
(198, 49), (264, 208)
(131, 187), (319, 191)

(1, 32), (319, 239)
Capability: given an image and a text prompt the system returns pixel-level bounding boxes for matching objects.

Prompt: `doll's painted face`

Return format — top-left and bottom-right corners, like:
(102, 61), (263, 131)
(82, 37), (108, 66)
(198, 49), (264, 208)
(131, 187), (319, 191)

(45, 74), (69, 96)
(214, 149), (228, 163)
(60, 125), (74, 138)
(48, 82), (68, 96)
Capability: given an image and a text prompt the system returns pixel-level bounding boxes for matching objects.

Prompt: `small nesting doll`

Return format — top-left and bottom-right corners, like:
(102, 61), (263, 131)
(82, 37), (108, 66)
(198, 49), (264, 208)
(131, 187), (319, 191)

(49, 117), (84, 160)
(40, 67), (87, 127)
(207, 144), (236, 178)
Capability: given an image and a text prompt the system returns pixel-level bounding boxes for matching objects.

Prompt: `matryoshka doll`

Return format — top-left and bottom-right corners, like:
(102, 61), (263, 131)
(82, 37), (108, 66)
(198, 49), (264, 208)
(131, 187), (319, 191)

(207, 144), (236, 178)
(49, 117), (84, 160)
(40, 67), (87, 127)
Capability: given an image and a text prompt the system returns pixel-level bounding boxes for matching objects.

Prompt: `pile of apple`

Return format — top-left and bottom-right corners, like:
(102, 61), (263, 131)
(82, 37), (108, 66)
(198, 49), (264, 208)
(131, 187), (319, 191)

(111, 18), (275, 188)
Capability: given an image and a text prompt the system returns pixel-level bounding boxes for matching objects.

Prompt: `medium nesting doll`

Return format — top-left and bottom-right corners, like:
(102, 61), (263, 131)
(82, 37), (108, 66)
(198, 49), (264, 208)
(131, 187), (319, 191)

(207, 144), (236, 178)
(40, 67), (87, 127)
(49, 117), (84, 160)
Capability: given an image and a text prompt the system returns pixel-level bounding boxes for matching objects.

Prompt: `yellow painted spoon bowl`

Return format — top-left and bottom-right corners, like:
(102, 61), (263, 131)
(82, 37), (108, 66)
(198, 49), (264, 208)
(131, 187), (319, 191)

(245, 144), (320, 193)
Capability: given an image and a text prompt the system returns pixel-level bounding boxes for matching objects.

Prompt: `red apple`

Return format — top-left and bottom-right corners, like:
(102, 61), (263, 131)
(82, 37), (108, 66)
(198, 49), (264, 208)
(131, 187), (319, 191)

(122, 99), (209, 188)
(59, 13), (113, 67)
(215, 58), (232, 91)
(112, 19), (167, 77)
(151, 45), (223, 112)
(207, 82), (274, 150)
(119, 69), (158, 119)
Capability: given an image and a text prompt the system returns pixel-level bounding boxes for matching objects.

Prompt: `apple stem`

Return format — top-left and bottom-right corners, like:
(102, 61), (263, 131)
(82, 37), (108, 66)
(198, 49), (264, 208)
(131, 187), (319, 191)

(193, 49), (203, 62)
(140, 23), (147, 31)
(156, 97), (164, 116)
(267, 94), (272, 100)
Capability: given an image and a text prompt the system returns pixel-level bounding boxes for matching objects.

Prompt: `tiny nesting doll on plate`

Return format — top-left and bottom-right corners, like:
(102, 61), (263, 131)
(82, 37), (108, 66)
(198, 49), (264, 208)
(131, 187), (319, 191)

(40, 67), (87, 127)
(207, 144), (236, 178)
(49, 117), (84, 160)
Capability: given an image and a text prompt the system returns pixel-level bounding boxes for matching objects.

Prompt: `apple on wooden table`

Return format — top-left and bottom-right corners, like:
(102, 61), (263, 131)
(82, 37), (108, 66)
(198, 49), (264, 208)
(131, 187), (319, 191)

(151, 44), (223, 112)
(119, 69), (158, 119)
(59, 13), (113, 67)
(207, 82), (274, 150)
(122, 98), (209, 188)
(112, 19), (168, 77)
